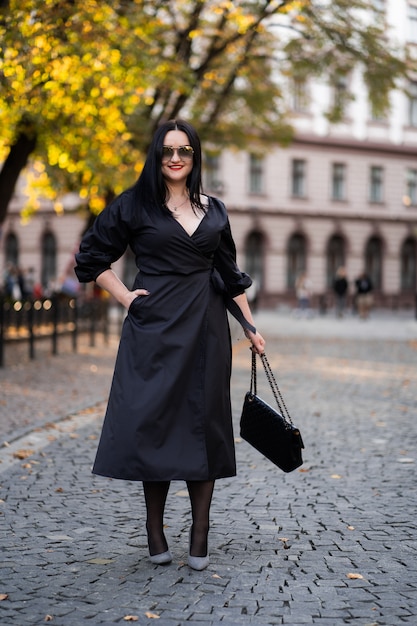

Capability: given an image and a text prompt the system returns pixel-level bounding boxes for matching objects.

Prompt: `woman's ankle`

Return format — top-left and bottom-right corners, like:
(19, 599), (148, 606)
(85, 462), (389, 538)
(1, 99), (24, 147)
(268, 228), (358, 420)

(190, 523), (209, 557)
(146, 522), (168, 556)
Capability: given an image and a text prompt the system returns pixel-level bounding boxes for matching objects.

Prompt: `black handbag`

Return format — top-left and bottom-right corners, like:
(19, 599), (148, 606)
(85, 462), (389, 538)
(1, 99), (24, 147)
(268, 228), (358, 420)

(240, 351), (304, 472)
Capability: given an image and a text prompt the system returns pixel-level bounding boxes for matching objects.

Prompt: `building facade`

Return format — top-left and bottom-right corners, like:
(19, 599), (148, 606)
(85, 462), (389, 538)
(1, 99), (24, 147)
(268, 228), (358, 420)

(1, 0), (416, 309)
(204, 0), (417, 308)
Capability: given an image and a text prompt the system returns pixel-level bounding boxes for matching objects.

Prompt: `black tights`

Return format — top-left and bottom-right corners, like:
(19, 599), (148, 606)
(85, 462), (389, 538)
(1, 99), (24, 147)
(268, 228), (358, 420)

(143, 480), (214, 557)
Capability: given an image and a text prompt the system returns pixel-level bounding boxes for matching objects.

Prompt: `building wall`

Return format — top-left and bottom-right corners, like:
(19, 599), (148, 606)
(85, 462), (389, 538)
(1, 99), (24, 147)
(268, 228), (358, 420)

(219, 134), (417, 306)
(0, 205), (85, 294)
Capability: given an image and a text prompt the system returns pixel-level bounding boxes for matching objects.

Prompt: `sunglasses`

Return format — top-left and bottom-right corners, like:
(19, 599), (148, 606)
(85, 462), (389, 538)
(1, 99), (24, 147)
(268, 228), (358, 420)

(162, 145), (194, 160)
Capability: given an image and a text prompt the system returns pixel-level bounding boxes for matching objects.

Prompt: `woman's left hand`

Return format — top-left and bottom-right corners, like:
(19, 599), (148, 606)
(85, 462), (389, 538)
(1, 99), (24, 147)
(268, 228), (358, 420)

(245, 329), (266, 355)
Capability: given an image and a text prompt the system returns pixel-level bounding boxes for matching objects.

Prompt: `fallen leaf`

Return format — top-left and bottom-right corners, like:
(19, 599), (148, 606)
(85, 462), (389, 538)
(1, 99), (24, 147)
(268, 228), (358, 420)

(331, 474), (342, 479)
(44, 616), (53, 622)
(347, 525), (355, 531)
(13, 449), (33, 460)
(212, 574), (221, 579)
(174, 489), (188, 497)
(123, 617), (139, 622)
(144, 612), (160, 619)
(55, 488), (64, 493)
(347, 572), (364, 580)
(0, 594), (8, 601)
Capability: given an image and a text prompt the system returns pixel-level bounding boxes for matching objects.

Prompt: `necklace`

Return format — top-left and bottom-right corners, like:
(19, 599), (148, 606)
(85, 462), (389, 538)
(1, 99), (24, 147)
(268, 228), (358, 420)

(166, 193), (189, 213)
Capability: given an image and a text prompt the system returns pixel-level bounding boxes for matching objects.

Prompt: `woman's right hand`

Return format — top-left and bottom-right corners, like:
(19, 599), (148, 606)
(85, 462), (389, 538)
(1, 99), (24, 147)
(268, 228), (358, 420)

(122, 288), (150, 310)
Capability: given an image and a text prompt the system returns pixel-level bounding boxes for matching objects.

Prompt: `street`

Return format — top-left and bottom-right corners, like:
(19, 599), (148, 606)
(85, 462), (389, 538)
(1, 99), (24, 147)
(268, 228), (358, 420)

(0, 310), (416, 625)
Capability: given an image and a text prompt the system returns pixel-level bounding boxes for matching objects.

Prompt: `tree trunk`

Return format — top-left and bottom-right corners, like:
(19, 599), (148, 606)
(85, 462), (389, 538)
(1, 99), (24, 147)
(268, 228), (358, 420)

(0, 129), (37, 226)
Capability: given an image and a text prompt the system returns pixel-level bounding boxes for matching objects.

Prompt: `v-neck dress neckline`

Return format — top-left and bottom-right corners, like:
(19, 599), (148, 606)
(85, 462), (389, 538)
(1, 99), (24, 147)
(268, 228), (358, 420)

(171, 209), (208, 238)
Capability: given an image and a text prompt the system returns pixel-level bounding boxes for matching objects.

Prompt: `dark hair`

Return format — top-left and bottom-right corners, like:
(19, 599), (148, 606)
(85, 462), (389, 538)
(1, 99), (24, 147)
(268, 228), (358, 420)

(134, 119), (205, 213)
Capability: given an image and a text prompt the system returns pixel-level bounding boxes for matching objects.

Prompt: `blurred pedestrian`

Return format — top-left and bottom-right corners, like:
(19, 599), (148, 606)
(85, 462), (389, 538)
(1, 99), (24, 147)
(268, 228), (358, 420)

(295, 271), (313, 317)
(74, 119), (265, 571)
(355, 271), (373, 319)
(333, 266), (349, 318)
(3, 263), (21, 301)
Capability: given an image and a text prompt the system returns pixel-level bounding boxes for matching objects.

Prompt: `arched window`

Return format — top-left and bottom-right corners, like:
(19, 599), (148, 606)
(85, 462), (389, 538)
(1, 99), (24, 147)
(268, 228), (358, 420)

(41, 231), (57, 289)
(287, 233), (306, 289)
(400, 238), (416, 292)
(326, 235), (345, 288)
(245, 231), (264, 286)
(4, 232), (19, 267)
(245, 231), (265, 307)
(365, 236), (383, 290)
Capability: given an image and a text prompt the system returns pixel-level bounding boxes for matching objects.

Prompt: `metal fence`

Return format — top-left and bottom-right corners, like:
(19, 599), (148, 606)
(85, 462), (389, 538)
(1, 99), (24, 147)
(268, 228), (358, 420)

(0, 295), (110, 367)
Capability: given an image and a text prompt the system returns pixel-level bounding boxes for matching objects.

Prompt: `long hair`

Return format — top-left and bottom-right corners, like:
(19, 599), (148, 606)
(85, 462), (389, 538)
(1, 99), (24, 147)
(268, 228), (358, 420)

(134, 119), (205, 213)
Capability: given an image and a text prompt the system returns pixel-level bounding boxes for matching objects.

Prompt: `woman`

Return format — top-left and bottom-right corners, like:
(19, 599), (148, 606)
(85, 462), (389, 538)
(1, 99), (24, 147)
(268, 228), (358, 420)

(75, 119), (265, 571)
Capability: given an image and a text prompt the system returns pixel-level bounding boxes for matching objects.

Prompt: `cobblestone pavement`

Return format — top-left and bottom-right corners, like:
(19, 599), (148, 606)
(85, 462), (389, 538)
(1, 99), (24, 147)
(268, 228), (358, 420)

(0, 311), (417, 625)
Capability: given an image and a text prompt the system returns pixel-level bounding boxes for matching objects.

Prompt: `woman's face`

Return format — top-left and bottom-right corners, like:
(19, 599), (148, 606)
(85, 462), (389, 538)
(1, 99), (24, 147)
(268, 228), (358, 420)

(161, 130), (194, 185)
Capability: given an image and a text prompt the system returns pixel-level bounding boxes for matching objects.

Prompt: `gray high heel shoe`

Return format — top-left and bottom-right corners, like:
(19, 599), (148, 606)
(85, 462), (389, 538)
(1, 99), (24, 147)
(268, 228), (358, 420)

(188, 529), (209, 571)
(149, 550), (172, 565)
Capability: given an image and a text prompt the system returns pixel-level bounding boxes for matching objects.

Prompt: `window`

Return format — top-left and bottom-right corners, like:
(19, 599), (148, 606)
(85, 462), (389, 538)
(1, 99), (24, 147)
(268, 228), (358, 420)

(291, 159), (306, 197)
(292, 78), (309, 113)
(400, 238), (417, 291)
(369, 94), (387, 122)
(41, 231), (57, 289)
(287, 233), (306, 289)
(408, 81), (417, 127)
(409, 4), (417, 43)
(326, 236), (346, 288)
(405, 169), (417, 206)
(204, 153), (222, 193)
(245, 231), (265, 309)
(330, 74), (350, 119)
(249, 154), (264, 194)
(4, 232), (19, 267)
(331, 163), (346, 200)
(365, 236), (383, 289)
(369, 166), (384, 203)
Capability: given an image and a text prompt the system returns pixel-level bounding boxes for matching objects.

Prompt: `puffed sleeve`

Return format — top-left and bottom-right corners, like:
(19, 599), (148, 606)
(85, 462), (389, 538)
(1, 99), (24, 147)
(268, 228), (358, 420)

(213, 217), (252, 297)
(74, 191), (135, 283)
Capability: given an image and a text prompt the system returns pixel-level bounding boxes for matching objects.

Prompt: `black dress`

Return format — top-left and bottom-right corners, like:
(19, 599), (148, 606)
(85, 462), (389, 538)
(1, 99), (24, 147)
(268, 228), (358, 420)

(74, 189), (252, 482)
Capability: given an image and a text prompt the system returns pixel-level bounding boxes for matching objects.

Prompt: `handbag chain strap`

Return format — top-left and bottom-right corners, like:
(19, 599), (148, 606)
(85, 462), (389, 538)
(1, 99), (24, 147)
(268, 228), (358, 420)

(250, 350), (294, 426)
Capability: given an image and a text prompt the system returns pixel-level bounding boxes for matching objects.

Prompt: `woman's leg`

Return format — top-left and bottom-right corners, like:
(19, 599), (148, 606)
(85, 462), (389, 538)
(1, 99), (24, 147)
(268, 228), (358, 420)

(186, 480), (215, 557)
(143, 481), (170, 556)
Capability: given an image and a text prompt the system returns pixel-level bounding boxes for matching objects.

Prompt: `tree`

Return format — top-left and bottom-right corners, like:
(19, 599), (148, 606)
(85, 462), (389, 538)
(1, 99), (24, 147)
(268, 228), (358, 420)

(0, 0), (409, 225)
